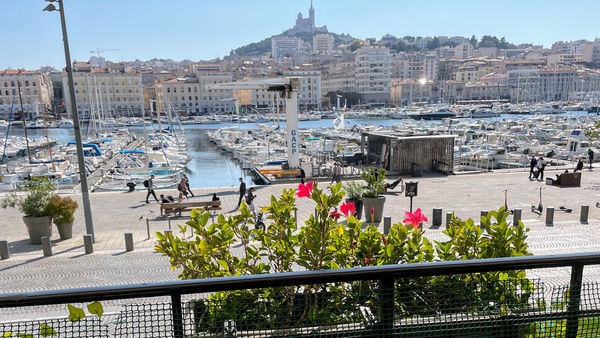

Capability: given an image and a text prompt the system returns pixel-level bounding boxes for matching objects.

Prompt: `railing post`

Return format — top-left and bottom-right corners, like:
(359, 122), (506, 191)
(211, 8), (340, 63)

(379, 277), (394, 335)
(566, 264), (584, 338)
(171, 292), (184, 338)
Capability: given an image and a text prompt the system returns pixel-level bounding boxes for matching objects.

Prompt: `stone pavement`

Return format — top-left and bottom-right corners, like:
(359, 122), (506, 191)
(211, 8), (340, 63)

(1, 167), (600, 320)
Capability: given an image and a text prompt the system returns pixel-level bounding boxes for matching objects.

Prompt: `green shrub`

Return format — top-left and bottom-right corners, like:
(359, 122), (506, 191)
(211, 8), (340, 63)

(360, 166), (386, 198)
(1, 178), (55, 217)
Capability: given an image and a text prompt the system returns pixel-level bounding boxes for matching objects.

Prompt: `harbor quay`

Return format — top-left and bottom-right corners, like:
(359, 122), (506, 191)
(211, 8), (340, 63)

(1, 166), (600, 322)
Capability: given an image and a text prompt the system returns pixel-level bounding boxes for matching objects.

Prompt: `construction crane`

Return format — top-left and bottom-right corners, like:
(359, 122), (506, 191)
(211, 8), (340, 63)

(89, 48), (121, 57)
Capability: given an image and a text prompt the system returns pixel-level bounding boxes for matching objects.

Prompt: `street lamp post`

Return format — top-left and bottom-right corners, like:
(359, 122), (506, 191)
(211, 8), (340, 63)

(44, 0), (95, 242)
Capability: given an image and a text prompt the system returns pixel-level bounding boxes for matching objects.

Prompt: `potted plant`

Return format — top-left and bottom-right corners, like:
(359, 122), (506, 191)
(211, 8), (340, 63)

(48, 194), (78, 240)
(360, 167), (387, 223)
(343, 180), (364, 220)
(1, 178), (56, 244)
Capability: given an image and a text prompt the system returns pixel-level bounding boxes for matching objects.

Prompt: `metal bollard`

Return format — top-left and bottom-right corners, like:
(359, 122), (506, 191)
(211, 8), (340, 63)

(83, 234), (93, 254)
(146, 218), (150, 240)
(546, 206), (554, 226)
(168, 218), (172, 230)
(580, 205), (589, 224)
(432, 208), (442, 227)
(0, 239), (9, 260)
(383, 216), (391, 235)
(41, 236), (52, 257)
(124, 232), (134, 252)
(446, 212), (453, 230)
(513, 208), (522, 226)
(480, 210), (489, 227)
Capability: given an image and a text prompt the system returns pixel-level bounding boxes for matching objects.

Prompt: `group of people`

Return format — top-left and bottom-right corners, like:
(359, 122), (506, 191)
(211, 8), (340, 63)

(145, 173), (194, 204)
(237, 177), (256, 213)
(529, 148), (595, 181)
(528, 156), (548, 180)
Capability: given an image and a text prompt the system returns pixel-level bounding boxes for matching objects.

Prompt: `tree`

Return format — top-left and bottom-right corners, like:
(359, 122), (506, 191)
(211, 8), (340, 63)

(426, 37), (440, 50)
(470, 35), (478, 48)
(349, 40), (362, 52)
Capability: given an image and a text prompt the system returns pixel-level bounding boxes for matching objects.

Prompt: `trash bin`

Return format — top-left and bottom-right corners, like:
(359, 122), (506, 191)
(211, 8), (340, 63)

(126, 182), (136, 192)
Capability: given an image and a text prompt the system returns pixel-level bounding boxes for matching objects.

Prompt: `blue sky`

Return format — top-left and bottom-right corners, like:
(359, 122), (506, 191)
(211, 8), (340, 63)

(1, 0), (599, 69)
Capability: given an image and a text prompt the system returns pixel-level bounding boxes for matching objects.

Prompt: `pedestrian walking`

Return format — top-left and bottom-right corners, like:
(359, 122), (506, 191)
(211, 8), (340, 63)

(331, 163), (341, 184)
(537, 157), (547, 180)
(246, 187), (256, 214)
(588, 149), (594, 169)
(299, 168), (306, 184)
(178, 178), (189, 197)
(145, 174), (158, 203)
(529, 156), (537, 179)
(182, 173), (194, 197)
(237, 177), (247, 208)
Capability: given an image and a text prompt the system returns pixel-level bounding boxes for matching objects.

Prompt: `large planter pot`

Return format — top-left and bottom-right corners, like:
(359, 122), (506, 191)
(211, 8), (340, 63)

(23, 216), (53, 245)
(362, 196), (386, 224)
(55, 222), (73, 240)
(345, 198), (363, 220)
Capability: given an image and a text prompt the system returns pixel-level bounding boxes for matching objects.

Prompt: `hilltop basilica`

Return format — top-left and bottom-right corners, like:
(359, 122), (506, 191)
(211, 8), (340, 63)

(286, 0), (328, 35)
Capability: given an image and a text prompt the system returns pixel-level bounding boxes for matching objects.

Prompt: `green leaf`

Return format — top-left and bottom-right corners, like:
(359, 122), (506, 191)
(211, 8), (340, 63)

(87, 301), (104, 319)
(67, 304), (86, 322)
(499, 272), (508, 281)
(2, 333), (13, 338)
(39, 323), (56, 337)
(216, 260), (229, 271)
(17, 334), (34, 338)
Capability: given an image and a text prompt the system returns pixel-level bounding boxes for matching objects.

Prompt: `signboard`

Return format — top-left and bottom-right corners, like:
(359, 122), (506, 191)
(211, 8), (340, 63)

(405, 182), (418, 197)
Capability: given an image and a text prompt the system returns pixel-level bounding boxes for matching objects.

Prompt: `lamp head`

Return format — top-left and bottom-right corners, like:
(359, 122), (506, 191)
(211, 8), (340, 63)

(43, 3), (57, 11)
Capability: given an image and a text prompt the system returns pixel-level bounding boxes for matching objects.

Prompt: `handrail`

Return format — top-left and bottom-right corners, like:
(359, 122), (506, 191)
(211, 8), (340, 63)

(1, 252), (600, 308)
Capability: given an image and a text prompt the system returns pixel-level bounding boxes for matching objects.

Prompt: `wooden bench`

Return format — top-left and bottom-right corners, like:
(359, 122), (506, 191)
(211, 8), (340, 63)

(551, 172), (581, 187)
(160, 201), (222, 216)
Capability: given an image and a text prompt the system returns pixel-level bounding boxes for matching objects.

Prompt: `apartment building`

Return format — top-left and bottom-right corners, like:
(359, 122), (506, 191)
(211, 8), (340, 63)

(313, 34), (334, 54)
(547, 54), (583, 65)
(322, 61), (356, 94)
(582, 40), (600, 63)
(282, 71), (322, 111)
(454, 43), (474, 59)
(271, 37), (302, 59)
(0, 69), (52, 118)
(355, 46), (391, 104)
(158, 67), (234, 115)
(62, 69), (143, 117)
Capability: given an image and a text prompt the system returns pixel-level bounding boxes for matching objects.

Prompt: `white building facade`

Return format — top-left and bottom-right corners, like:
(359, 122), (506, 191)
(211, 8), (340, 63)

(62, 70), (144, 117)
(313, 34), (334, 54)
(271, 37), (302, 59)
(355, 46), (391, 104)
(0, 69), (52, 118)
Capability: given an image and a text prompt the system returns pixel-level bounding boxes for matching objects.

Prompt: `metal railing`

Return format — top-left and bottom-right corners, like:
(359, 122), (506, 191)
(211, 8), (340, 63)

(2, 252), (600, 337)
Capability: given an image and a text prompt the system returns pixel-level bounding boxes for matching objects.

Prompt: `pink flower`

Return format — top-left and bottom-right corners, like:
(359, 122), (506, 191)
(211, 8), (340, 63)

(381, 235), (387, 245)
(370, 205), (374, 216)
(365, 258), (370, 263)
(330, 211), (341, 219)
(296, 181), (314, 198)
(340, 202), (356, 217)
(403, 208), (428, 229)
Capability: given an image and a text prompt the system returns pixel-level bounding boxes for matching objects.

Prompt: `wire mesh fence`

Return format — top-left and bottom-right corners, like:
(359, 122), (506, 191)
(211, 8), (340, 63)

(2, 277), (600, 337)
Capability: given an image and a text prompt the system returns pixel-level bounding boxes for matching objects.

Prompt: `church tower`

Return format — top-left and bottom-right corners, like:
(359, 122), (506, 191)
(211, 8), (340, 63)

(309, 0), (315, 27)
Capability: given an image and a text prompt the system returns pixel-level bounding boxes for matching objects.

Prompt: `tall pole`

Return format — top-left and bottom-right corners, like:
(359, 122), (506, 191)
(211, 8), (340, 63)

(16, 80), (32, 163)
(57, 0), (95, 241)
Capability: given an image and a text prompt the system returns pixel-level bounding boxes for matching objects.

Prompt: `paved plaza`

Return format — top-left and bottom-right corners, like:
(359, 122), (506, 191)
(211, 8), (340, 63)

(1, 166), (600, 320)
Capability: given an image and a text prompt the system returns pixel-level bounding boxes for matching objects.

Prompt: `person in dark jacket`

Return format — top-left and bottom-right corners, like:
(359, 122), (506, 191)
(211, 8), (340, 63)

(246, 187), (256, 214)
(575, 159), (584, 172)
(529, 156), (537, 179)
(237, 178), (246, 208)
(146, 174), (158, 203)
(588, 149), (595, 169)
(182, 173), (194, 197)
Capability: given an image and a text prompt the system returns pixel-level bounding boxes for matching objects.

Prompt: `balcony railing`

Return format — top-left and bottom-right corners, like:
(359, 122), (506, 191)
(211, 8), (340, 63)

(1, 252), (600, 337)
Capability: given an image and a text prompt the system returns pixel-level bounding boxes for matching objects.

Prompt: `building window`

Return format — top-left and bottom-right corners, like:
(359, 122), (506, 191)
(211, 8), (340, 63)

(11, 81), (14, 86)
(167, 88), (170, 93)
(188, 88), (191, 93)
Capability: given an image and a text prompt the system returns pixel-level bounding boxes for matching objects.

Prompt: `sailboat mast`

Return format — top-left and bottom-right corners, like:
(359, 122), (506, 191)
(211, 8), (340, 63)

(17, 80), (32, 163)
(40, 104), (55, 171)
